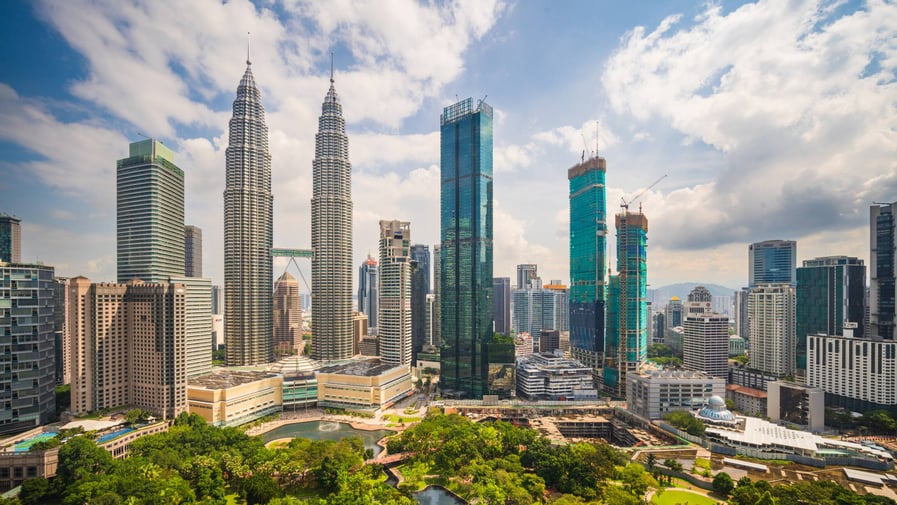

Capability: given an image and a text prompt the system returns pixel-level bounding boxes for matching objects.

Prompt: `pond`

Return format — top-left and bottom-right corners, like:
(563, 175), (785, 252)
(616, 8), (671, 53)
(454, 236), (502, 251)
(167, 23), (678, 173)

(413, 486), (465, 505)
(259, 420), (392, 457)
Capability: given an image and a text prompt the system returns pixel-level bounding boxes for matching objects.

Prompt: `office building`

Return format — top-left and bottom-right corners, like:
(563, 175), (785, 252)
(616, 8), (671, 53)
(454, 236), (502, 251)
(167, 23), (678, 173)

(311, 71), (354, 362)
(604, 209), (648, 397)
(171, 276), (212, 379)
(493, 277), (511, 336)
(211, 285), (223, 315)
(734, 287), (750, 340)
(224, 57), (273, 366)
(870, 201), (896, 340)
(379, 220), (412, 366)
(432, 244), (441, 347)
(729, 335), (745, 357)
(664, 297), (683, 335)
(513, 283), (568, 337)
(682, 286), (729, 378)
(439, 97), (493, 399)
(273, 272), (302, 356)
(568, 154), (607, 369)
(352, 311), (369, 355)
(517, 264), (538, 290)
(539, 329), (561, 353)
(516, 353), (595, 400)
(184, 225), (202, 277)
(807, 333), (896, 413)
(766, 381), (824, 433)
(425, 293), (436, 346)
(0, 214), (20, 263)
(357, 255), (378, 333)
(117, 139), (185, 283)
(410, 244), (430, 363)
(748, 284), (796, 378)
(53, 277), (70, 385)
(69, 277), (187, 419)
(749, 240), (796, 286)
(652, 311), (665, 344)
(796, 256), (865, 372)
(543, 282), (569, 332)
(626, 370), (725, 421)
(0, 262), (56, 434)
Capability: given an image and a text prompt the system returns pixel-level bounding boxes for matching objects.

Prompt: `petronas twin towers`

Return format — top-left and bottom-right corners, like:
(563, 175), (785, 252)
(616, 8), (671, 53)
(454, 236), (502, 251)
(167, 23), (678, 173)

(224, 55), (353, 366)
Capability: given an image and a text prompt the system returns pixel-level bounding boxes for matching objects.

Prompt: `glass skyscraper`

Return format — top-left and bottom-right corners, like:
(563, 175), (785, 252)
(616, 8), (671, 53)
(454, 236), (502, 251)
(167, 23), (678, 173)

(568, 155), (607, 369)
(117, 139), (185, 284)
(224, 58), (273, 366)
(410, 244), (430, 364)
(871, 202), (896, 340)
(492, 277), (511, 336)
(796, 256), (866, 371)
(439, 97), (493, 399)
(604, 210), (648, 397)
(749, 240), (796, 286)
(0, 213), (21, 264)
(357, 255), (378, 334)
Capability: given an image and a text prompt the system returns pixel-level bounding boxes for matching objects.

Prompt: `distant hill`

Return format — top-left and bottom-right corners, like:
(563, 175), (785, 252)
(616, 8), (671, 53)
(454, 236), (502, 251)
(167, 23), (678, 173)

(649, 282), (739, 305)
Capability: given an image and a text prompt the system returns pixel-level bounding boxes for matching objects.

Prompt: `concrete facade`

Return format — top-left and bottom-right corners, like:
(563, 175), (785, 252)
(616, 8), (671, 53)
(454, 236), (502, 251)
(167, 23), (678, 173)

(187, 371), (282, 427)
(626, 369), (725, 420)
(316, 360), (412, 411)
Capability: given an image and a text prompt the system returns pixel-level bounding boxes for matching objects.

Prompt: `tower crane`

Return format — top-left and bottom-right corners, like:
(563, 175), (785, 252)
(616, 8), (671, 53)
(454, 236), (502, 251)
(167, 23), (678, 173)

(620, 174), (667, 212)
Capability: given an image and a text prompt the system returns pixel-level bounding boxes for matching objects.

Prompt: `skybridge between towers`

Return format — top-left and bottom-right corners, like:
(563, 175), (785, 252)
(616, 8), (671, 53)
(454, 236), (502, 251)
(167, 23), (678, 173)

(272, 248), (313, 291)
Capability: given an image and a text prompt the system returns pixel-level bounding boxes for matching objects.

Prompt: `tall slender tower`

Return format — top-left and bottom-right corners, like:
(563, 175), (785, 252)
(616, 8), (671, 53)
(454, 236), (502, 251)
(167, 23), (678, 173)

(410, 244), (430, 363)
(871, 202), (896, 340)
(311, 65), (353, 361)
(379, 220), (412, 365)
(224, 52), (273, 366)
(358, 255), (379, 334)
(117, 139), (185, 283)
(0, 213), (21, 264)
(568, 155), (607, 370)
(439, 97), (493, 399)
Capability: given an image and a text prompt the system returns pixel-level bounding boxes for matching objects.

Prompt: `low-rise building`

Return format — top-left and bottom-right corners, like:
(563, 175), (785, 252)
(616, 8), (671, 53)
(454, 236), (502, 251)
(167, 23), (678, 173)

(766, 381), (824, 433)
(725, 384), (767, 417)
(316, 360), (412, 412)
(626, 369), (725, 420)
(516, 352), (595, 400)
(187, 370), (282, 427)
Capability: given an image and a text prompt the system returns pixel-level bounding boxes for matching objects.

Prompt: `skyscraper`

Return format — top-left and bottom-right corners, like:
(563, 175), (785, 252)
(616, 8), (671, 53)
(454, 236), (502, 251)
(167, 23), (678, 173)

(117, 139), (185, 283)
(311, 70), (353, 362)
(432, 244), (441, 347)
(439, 97), (493, 398)
(411, 244), (430, 363)
(379, 220), (412, 366)
(517, 264), (538, 290)
(568, 154), (607, 370)
(0, 213), (21, 263)
(273, 272), (302, 356)
(870, 201), (896, 340)
(224, 56), (273, 366)
(682, 287), (729, 378)
(748, 284), (796, 377)
(604, 209), (648, 397)
(749, 240), (797, 287)
(358, 255), (378, 334)
(1, 262), (55, 434)
(796, 256), (865, 372)
(184, 225), (202, 277)
(493, 277), (511, 336)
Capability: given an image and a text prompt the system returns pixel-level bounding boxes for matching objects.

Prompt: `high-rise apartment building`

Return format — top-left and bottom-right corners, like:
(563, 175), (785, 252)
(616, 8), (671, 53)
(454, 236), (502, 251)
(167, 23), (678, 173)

(807, 333), (896, 413)
(870, 201), (896, 340)
(117, 139), (185, 283)
(568, 155), (607, 370)
(604, 209), (648, 397)
(748, 284), (796, 378)
(0, 262), (56, 434)
(273, 272), (302, 356)
(224, 58), (273, 366)
(171, 276), (212, 379)
(493, 277), (511, 336)
(69, 277), (187, 419)
(512, 282), (568, 337)
(0, 214), (21, 263)
(410, 244), (430, 363)
(379, 220), (412, 366)
(439, 97), (493, 398)
(311, 71), (353, 362)
(749, 240), (797, 286)
(796, 256), (865, 372)
(517, 264), (538, 290)
(682, 287), (729, 379)
(184, 225), (202, 277)
(358, 255), (378, 334)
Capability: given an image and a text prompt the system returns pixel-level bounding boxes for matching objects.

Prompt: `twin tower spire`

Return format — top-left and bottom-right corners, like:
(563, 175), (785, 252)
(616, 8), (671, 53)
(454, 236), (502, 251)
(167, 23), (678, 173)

(224, 39), (353, 366)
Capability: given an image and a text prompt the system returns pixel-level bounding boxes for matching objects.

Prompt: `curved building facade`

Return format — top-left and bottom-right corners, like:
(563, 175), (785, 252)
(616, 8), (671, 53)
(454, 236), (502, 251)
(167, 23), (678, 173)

(224, 60), (274, 366)
(311, 75), (354, 361)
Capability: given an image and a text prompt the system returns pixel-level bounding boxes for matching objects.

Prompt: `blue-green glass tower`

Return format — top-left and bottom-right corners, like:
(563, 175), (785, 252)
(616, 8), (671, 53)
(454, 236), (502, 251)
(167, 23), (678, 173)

(439, 97), (494, 399)
(568, 156), (607, 370)
(604, 210), (648, 397)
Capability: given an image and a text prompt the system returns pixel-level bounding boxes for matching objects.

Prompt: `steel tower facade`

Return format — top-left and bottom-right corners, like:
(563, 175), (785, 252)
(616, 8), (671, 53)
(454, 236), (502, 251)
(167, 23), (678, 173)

(224, 60), (273, 366)
(311, 74), (354, 361)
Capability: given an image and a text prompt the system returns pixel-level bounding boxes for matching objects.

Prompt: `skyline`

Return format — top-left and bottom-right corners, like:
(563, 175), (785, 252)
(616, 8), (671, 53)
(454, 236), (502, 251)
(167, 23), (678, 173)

(2, 0), (896, 292)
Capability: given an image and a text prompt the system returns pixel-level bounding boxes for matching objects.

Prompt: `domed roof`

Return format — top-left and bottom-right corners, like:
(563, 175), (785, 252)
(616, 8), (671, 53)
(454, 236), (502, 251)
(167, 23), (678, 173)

(697, 395), (736, 423)
(708, 395), (725, 408)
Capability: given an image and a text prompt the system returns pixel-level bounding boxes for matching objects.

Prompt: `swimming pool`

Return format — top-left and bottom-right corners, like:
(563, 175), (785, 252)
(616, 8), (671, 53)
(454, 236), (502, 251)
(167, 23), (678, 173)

(96, 428), (135, 444)
(13, 432), (58, 452)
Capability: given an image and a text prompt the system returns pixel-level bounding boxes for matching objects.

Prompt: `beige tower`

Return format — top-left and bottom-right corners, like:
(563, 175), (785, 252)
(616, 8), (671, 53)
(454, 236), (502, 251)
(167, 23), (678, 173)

(273, 272), (302, 356)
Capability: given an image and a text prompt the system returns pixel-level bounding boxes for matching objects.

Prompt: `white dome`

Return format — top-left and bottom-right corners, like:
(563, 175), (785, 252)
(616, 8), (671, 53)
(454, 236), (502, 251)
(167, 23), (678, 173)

(708, 395), (725, 408)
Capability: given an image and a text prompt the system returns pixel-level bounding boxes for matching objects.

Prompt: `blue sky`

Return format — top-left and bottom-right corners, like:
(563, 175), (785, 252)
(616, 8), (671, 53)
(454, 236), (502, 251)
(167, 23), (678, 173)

(1, 0), (895, 293)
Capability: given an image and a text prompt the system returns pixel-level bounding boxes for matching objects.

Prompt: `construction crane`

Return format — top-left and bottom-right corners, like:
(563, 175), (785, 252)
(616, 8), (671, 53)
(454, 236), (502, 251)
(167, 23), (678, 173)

(620, 174), (667, 212)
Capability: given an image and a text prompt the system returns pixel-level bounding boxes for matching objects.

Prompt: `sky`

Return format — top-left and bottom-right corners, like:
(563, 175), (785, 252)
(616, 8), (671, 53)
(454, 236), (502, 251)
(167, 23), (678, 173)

(1, 0), (895, 295)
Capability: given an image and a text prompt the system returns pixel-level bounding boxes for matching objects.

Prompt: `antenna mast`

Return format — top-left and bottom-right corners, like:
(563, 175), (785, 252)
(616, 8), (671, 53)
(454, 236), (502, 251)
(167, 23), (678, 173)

(247, 32), (251, 65)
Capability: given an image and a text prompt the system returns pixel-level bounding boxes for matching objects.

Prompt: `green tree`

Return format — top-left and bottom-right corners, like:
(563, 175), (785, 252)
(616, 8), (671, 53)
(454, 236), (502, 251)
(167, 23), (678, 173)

(243, 474), (282, 505)
(56, 436), (115, 488)
(19, 477), (51, 505)
(712, 471), (735, 496)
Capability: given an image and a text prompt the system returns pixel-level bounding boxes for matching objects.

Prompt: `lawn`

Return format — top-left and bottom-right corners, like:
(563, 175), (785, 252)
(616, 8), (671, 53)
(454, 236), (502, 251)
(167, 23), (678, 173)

(652, 489), (720, 505)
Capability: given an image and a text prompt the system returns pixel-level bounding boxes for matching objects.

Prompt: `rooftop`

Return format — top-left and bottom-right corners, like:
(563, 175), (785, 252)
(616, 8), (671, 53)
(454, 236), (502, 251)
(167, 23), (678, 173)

(317, 359), (403, 377)
(726, 384), (768, 399)
(189, 370), (280, 389)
